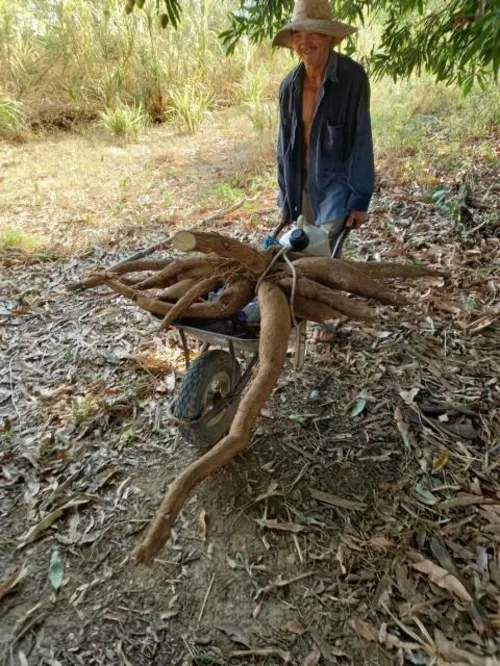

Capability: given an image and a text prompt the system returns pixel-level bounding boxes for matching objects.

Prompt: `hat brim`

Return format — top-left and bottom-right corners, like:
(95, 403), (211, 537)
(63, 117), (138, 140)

(272, 18), (356, 49)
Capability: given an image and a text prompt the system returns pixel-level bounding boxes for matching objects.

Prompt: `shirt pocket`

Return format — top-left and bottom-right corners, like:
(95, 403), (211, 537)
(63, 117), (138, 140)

(322, 122), (345, 168)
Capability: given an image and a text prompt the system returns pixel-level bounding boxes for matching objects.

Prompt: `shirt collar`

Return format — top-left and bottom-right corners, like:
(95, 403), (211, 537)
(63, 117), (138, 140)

(292, 50), (339, 86)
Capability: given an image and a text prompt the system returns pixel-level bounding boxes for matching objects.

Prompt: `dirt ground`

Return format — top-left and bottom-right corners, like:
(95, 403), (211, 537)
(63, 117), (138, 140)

(1, 117), (499, 666)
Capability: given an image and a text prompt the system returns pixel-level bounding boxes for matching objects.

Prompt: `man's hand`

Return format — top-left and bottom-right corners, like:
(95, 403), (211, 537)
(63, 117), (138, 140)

(345, 210), (368, 228)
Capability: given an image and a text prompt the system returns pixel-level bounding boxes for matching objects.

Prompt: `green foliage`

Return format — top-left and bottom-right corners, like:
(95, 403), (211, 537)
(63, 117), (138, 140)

(372, 78), (500, 164)
(0, 0), (270, 128)
(134, 0), (500, 90)
(100, 103), (146, 137)
(170, 84), (213, 134)
(0, 96), (27, 138)
(237, 66), (278, 131)
(0, 227), (41, 250)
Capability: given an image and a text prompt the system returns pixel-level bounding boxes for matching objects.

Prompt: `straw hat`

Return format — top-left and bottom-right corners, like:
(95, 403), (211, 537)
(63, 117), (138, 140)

(272, 0), (356, 49)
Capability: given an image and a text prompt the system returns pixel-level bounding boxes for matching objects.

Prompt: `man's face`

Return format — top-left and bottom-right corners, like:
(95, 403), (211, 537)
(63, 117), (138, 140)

(292, 31), (332, 68)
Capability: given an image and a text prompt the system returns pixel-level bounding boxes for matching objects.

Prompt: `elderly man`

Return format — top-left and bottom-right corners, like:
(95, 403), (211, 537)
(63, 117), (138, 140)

(274, 0), (375, 260)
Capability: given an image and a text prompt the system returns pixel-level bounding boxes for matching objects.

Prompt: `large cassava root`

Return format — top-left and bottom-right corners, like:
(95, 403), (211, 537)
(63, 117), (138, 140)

(277, 276), (375, 321)
(291, 257), (408, 306)
(74, 230), (440, 562)
(131, 281), (291, 564)
(173, 231), (269, 275)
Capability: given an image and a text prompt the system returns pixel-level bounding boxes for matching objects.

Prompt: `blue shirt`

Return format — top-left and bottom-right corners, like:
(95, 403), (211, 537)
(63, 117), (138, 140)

(277, 51), (375, 224)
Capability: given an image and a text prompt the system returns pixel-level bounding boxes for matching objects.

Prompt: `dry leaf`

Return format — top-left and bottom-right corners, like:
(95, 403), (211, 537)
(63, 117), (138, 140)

(309, 628), (349, 663)
(310, 488), (366, 510)
(432, 449), (449, 471)
(336, 543), (347, 575)
(0, 564), (28, 603)
(466, 311), (500, 334)
(230, 648), (290, 662)
(256, 518), (307, 533)
(38, 385), (74, 401)
(412, 559), (473, 602)
(435, 628), (500, 666)
(18, 498), (91, 547)
(439, 494), (493, 511)
(303, 648), (321, 666)
(399, 388), (420, 404)
(199, 509), (207, 542)
(285, 619), (304, 635)
(431, 297), (463, 314)
(216, 623), (251, 648)
(367, 536), (393, 551)
(17, 652), (28, 666)
(352, 618), (379, 642)
(394, 407), (411, 449)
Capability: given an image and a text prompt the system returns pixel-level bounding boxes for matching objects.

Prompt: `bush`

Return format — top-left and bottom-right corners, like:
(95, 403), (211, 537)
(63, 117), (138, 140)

(0, 96), (27, 139)
(169, 85), (213, 135)
(100, 103), (146, 138)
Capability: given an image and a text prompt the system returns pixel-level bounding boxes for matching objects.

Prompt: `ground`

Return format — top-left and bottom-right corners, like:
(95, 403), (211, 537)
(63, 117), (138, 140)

(0, 112), (500, 666)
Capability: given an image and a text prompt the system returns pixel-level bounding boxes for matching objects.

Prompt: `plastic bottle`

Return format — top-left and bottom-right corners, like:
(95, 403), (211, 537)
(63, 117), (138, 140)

(279, 215), (330, 257)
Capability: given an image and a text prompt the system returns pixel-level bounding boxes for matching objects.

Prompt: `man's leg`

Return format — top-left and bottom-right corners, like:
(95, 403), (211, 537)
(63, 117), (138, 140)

(301, 183), (315, 225)
(311, 219), (348, 342)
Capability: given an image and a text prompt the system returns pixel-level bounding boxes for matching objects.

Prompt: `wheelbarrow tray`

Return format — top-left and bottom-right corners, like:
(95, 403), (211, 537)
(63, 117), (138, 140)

(174, 316), (260, 353)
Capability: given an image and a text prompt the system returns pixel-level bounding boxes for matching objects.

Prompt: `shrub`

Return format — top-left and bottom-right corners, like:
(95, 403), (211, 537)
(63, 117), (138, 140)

(0, 96), (27, 139)
(100, 103), (146, 138)
(169, 85), (213, 134)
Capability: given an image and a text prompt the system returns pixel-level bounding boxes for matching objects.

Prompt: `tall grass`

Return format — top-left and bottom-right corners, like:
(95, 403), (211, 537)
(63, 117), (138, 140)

(170, 84), (213, 134)
(100, 102), (146, 137)
(0, 0), (288, 132)
(0, 95), (27, 138)
(371, 76), (500, 170)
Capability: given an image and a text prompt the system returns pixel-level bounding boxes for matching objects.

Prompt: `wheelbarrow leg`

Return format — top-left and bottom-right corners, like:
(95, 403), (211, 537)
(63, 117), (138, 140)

(294, 320), (307, 372)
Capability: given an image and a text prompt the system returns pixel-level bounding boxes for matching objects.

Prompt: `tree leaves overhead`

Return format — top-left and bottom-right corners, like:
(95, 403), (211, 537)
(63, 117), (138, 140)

(126, 0), (500, 89)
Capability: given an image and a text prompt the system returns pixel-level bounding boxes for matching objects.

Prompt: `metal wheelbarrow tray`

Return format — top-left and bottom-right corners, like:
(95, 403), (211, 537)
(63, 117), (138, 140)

(164, 314), (306, 447)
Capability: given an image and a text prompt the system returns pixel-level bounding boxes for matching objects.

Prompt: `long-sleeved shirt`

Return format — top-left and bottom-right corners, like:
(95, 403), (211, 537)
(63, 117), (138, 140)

(277, 50), (375, 224)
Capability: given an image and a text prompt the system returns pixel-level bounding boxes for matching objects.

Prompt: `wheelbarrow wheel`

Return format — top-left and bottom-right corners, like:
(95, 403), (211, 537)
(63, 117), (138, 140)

(174, 349), (241, 447)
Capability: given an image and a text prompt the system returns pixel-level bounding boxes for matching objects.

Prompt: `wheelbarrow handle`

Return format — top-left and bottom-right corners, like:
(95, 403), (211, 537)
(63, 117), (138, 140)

(271, 215), (292, 239)
(331, 223), (350, 259)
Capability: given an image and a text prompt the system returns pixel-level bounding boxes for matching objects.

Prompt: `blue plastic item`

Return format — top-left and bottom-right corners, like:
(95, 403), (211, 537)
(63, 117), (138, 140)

(262, 235), (281, 250)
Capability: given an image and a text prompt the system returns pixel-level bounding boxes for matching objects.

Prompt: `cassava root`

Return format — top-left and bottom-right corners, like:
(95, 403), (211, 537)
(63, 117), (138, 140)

(74, 230), (440, 561)
(131, 281), (291, 564)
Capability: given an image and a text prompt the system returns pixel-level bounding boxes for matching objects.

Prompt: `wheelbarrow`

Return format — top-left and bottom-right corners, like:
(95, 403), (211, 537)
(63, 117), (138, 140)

(165, 225), (349, 447)
(167, 315), (307, 446)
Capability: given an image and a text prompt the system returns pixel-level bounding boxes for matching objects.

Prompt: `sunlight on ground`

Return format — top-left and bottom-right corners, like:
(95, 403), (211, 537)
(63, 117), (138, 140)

(0, 111), (277, 255)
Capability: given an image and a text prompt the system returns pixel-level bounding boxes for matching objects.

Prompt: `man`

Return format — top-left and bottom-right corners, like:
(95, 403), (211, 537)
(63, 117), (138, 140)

(274, 0), (375, 259)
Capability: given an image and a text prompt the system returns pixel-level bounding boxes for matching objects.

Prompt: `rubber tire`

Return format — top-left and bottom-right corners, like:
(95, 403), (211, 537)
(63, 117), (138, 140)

(174, 349), (241, 447)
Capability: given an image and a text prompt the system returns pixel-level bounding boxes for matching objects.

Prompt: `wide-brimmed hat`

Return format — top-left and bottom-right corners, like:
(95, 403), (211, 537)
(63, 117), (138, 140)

(272, 0), (356, 49)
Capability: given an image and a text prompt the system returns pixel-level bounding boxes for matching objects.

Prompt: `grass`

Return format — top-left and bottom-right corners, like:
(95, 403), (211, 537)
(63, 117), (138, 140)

(100, 103), (147, 138)
(0, 0), (498, 256)
(0, 0), (290, 134)
(0, 96), (27, 139)
(169, 84), (214, 135)
(372, 77), (500, 184)
(0, 227), (41, 251)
